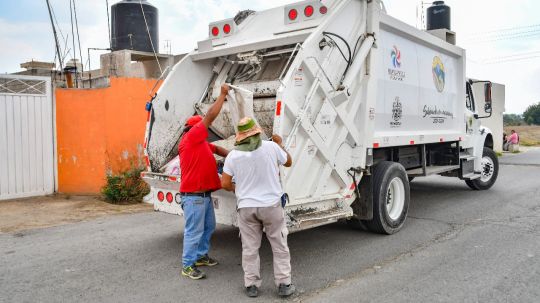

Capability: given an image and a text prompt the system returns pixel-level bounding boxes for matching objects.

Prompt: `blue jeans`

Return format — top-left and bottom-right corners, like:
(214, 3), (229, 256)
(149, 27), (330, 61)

(181, 195), (216, 267)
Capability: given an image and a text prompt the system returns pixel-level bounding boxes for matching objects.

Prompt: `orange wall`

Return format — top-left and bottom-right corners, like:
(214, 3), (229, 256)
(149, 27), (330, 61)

(56, 77), (160, 194)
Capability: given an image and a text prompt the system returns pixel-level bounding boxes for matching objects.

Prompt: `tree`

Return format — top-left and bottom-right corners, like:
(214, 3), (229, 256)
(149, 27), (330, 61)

(503, 114), (524, 126)
(523, 102), (540, 125)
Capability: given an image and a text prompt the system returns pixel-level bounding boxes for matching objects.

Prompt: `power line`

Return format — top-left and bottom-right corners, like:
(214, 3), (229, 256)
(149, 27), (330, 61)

(485, 50), (540, 60)
(139, 0), (162, 75)
(469, 50), (540, 64)
(465, 32), (540, 44)
(49, 2), (66, 49)
(45, 0), (63, 70)
(483, 55), (540, 64)
(69, 0), (78, 87)
(106, 0), (112, 49)
(466, 23), (540, 37)
(72, 0), (85, 87)
(467, 29), (540, 41)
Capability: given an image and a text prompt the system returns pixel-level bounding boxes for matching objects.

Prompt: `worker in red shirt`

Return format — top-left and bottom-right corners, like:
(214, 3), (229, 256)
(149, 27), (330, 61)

(179, 84), (230, 280)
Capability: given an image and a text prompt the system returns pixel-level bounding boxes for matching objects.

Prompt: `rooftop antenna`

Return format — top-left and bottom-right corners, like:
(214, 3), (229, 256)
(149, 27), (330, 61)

(417, 2), (433, 30)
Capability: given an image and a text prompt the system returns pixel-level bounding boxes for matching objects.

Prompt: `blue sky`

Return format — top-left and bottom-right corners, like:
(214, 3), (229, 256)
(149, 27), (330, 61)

(1, 0), (539, 114)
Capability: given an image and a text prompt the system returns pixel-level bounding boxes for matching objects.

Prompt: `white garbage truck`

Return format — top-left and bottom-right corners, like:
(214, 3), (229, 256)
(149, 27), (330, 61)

(141, 0), (498, 234)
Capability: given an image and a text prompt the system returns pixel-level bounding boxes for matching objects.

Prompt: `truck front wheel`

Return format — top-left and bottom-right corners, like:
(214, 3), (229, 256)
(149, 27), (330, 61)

(363, 161), (410, 235)
(465, 147), (499, 190)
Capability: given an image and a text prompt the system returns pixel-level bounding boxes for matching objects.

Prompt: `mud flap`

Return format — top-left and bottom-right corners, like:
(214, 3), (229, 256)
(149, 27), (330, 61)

(351, 173), (373, 220)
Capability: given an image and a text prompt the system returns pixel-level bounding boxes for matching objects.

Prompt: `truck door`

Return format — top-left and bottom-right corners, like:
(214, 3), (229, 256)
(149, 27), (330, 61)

(463, 81), (481, 148)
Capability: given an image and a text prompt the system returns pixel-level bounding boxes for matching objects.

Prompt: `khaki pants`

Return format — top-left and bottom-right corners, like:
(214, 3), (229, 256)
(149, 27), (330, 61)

(237, 203), (292, 287)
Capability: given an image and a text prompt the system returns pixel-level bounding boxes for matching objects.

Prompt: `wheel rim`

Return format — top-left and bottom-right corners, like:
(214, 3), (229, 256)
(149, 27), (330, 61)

(386, 177), (405, 221)
(480, 156), (495, 182)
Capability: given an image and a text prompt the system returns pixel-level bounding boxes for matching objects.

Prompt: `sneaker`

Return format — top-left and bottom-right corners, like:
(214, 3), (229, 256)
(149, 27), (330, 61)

(245, 285), (258, 298)
(181, 266), (206, 280)
(278, 283), (296, 297)
(195, 255), (219, 267)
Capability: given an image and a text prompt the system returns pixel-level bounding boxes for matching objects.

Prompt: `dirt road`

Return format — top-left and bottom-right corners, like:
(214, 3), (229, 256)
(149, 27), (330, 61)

(0, 195), (152, 233)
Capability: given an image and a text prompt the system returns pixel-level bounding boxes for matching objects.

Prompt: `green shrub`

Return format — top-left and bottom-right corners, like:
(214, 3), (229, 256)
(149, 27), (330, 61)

(101, 167), (149, 204)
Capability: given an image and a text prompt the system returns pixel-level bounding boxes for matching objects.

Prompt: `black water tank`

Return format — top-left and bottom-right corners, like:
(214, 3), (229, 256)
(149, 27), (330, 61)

(111, 0), (159, 52)
(426, 1), (451, 31)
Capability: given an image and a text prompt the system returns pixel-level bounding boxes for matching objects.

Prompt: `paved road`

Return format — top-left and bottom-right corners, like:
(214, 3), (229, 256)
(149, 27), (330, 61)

(1, 152), (539, 303)
(499, 147), (540, 166)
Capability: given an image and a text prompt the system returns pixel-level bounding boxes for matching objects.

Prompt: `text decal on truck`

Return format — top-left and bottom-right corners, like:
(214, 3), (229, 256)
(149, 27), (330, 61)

(422, 105), (453, 124)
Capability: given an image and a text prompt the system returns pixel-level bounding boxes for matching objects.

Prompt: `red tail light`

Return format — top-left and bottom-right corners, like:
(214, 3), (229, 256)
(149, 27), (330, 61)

(304, 5), (314, 17)
(166, 192), (173, 203)
(211, 26), (219, 37)
(288, 8), (298, 20)
(223, 23), (231, 34)
(157, 191), (164, 202)
(320, 6), (328, 15)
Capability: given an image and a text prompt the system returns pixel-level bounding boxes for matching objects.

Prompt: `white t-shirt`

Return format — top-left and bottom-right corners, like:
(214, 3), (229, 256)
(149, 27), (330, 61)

(223, 141), (288, 208)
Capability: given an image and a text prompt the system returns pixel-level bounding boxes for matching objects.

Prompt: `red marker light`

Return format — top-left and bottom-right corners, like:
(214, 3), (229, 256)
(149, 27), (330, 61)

(157, 191), (164, 202)
(166, 192), (173, 203)
(211, 26), (219, 37)
(288, 8), (298, 20)
(305, 5), (314, 17)
(320, 6), (328, 15)
(223, 23), (231, 34)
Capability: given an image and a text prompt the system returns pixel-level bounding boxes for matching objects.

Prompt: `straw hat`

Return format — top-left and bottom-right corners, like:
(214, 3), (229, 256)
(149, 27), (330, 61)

(236, 117), (262, 143)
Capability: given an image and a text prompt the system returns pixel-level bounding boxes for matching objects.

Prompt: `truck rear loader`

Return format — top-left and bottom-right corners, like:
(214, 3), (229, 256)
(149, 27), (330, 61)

(142, 0), (499, 234)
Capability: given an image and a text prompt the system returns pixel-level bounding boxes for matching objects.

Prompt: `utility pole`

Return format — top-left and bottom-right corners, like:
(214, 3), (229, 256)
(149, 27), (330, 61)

(45, 0), (63, 70)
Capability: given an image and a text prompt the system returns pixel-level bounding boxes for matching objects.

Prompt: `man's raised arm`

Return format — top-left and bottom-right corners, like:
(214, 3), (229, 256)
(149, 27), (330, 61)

(202, 84), (229, 128)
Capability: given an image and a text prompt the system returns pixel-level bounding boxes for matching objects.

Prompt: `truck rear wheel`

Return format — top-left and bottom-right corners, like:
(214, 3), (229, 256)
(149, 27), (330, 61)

(465, 147), (499, 190)
(362, 161), (410, 235)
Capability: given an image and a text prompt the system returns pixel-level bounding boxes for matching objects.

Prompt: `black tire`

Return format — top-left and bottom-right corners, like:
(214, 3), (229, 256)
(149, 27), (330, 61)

(465, 147), (499, 190)
(362, 161), (410, 235)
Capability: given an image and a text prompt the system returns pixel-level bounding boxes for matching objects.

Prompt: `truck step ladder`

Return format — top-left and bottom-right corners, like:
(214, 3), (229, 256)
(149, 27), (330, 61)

(461, 172), (481, 180)
(407, 165), (461, 177)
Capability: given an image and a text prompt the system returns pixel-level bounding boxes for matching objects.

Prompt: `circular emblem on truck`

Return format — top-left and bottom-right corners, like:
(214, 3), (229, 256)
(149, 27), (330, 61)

(432, 56), (445, 92)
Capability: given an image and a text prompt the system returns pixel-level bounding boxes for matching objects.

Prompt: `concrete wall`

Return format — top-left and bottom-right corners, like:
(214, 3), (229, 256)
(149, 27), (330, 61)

(99, 50), (185, 79)
(55, 77), (161, 194)
(473, 82), (505, 152)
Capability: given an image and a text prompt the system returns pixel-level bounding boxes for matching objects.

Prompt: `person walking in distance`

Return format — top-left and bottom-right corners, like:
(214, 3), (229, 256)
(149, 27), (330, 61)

(221, 117), (295, 297)
(179, 84), (230, 280)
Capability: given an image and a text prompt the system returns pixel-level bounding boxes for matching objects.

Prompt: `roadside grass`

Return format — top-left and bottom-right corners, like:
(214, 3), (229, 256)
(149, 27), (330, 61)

(504, 125), (540, 147)
(520, 138), (540, 147)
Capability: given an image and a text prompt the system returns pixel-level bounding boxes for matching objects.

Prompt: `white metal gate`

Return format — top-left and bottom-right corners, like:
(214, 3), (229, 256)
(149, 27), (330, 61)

(0, 75), (55, 200)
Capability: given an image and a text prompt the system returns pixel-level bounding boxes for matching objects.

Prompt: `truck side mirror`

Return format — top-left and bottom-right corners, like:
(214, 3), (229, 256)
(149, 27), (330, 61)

(484, 82), (492, 113)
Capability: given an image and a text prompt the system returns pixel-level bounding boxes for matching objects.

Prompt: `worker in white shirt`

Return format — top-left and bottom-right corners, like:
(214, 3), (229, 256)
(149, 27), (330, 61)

(221, 116), (294, 298)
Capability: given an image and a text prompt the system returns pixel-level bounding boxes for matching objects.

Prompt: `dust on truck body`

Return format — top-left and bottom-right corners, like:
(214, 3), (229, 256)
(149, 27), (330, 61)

(142, 0), (498, 234)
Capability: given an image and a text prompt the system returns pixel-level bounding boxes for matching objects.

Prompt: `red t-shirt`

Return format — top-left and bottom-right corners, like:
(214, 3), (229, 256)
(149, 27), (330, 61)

(179, 121), (221, 193)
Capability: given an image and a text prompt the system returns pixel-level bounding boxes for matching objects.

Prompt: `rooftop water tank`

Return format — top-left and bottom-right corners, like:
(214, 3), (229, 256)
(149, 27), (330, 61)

(426, 1), (451, 31)
(111, 0), (159, 53)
